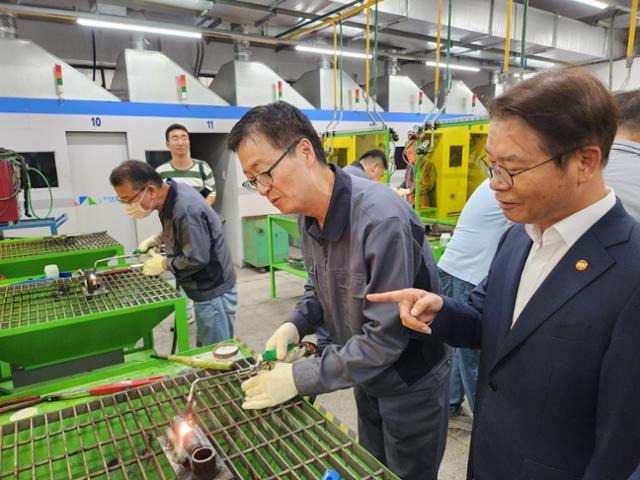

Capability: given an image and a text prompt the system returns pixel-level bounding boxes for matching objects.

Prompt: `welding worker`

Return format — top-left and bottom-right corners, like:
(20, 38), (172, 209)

(343, 149), (388, 182)
(228, 101), (450, 480)
(109, 160), (237, 347)
(368, 68), (640, 480)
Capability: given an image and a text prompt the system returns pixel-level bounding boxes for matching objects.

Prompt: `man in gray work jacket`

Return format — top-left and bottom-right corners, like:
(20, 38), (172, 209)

(605, 89), (640, 222)
(109, 160), (237, 347)
(228, 101), (450, 480)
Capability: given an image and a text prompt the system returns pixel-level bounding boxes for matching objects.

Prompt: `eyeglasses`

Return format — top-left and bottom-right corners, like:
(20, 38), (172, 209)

(476, 148), (578, 188)
(117, 185), (147, 205)
(242, 138), (302, 192)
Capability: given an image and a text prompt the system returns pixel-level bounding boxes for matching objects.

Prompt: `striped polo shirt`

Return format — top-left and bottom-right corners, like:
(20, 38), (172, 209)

(156, 159), (216, 196)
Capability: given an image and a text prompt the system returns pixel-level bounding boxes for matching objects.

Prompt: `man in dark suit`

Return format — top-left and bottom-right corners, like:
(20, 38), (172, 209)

(368, 67), (640, 480)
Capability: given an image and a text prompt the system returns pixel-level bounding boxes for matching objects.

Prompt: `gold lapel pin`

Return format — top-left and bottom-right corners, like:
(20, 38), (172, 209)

(575, 259), (588, 271)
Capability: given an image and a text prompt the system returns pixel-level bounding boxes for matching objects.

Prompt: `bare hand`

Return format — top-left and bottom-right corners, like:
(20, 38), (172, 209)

(367, 288), (443, 334)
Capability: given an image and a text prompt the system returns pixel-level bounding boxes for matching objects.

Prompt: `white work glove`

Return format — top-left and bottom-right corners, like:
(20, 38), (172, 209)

(142, 252), (166, 276)
(265, 322), (301, 362)
(241, 362), (298, 409)
(138, 234), (162, 253)
(396, 188), (411, 197)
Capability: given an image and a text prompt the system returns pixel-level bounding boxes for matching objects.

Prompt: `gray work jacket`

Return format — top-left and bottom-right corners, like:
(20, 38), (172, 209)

(160, 180), (236, 302)
(343, 161), (369, 180)
(605, 139), (640, 223)
(291, 166), (446, 397)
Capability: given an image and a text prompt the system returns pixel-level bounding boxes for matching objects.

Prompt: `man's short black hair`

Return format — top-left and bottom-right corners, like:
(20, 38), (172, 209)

(614, 90), (640, 133)
(110, 160), (163, 189)
(227, 101), (326, 164)
(359, 149), (388, 169)
(165, 123), (189, 141)
(489, 67), (618, 168)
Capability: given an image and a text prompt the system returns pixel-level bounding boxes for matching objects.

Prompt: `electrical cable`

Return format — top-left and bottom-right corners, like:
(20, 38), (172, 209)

(445, 0), (452, 93)
(333, 22), (338, 113)
(25, 166), (53, 220)
(434, 0), (442, 106)
(91, 29), (97, 82)
(621, 0), (638, 90)
(504, 0), (513, 74)
(520, 0), (529, 71)
(365, 5), (370, 102)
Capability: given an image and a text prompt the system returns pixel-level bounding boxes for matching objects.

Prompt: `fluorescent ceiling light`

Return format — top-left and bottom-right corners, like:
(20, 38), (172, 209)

(77, 18), (202, 39)
(425, 61), (480, 72)
(570, 0), (608, 9)
(295, 45), (371, 59)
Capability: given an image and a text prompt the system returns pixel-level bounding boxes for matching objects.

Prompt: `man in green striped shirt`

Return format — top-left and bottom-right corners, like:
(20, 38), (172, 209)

(157, 124), (217, 206)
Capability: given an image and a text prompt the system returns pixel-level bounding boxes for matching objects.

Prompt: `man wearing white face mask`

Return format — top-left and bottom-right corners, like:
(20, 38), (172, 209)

(110, 160), (237, 346)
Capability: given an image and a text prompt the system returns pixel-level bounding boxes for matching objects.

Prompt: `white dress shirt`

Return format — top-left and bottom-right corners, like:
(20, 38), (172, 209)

(512, 189), (616, 325)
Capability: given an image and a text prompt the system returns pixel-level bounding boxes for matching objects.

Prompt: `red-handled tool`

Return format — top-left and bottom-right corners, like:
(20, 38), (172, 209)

(85, 376), (166, 395)
(0, 375), (167, 415)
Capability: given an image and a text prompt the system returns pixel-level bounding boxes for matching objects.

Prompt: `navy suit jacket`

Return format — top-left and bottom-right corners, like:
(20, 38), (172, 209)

(432, 200), (640, 480)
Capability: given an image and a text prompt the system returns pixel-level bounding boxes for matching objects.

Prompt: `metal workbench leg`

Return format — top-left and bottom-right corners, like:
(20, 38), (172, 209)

(174, 297), (190, 353)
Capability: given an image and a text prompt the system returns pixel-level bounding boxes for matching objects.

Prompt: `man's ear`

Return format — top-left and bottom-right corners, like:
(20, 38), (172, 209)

(299, 138), (316, 166)
(575, 145), (602, 183)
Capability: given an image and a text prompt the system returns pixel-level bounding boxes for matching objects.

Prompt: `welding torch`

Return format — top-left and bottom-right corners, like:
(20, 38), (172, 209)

(251, 341), (318, 373)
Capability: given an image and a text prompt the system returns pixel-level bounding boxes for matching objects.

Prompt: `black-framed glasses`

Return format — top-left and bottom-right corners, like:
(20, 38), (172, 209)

(476, 148), (578, 188)
(242, 138), (303, 192)
(117, 185), (147, 205)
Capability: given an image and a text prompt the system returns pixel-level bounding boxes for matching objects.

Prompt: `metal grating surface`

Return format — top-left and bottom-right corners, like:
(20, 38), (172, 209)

(0, 232), (120, 260)
(0, 364), (396, 480)
(0, 268), (181, 329)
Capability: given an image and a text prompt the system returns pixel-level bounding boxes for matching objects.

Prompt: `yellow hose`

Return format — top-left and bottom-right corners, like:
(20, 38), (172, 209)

(628, 0), (638, 60)
(435, 0), (442, 100)
(365, 6), (371, 100)
(333, 22), (338, 112)
(504, 0), (513, 73)
(288, 0), (381, 40)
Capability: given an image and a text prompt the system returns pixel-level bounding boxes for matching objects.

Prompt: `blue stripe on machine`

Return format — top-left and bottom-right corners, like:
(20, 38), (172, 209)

(0, 97), (470, 123)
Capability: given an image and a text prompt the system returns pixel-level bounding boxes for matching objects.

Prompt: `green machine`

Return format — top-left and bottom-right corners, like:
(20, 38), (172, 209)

(0, 231), (124, 279)
(242, 216), (289, 269)
(0, 342), (399, 480)
(0, 266), (188, 389)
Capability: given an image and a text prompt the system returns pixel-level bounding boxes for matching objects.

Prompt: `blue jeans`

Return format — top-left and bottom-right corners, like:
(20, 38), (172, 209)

(194, 286), (237, 347)
(179, 286), (194, 318)
(439, 268), (481, 413)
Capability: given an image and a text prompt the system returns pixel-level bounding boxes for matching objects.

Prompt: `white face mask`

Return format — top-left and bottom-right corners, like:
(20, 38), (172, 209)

(124, 187), (154, 219)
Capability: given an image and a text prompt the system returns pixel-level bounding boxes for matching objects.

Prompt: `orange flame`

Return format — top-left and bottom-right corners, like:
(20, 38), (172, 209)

(179, 420), (192, 439)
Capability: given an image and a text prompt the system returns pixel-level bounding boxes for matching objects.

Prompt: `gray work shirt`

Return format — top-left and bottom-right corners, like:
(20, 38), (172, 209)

(343, 161), (369, 180)
(291, 165), (445, 397)
(605, 139), (640, 222)
(160, 180), (236, 302)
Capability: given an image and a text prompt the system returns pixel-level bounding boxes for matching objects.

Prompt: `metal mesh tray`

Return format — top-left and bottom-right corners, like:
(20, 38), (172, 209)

(0, 363), (397, 479)
(0, 268), (181, 329)
(0, 232), (120, 260)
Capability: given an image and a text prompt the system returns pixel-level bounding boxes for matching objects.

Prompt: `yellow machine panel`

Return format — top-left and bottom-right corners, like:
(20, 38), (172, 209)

(467, 123), (490, 197)
(323, 129), (393, 182)
(414, 119), (489, 224)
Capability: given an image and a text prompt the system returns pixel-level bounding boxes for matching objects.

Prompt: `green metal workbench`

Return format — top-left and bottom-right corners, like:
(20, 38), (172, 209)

(268, 214), (308, 299)
(0, 231), (124, 279)
(0, 342), (399, 480)
(0, 266), (189, 389)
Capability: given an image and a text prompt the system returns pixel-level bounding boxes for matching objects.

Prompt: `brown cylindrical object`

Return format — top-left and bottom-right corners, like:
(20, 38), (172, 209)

(191, 446), (218, 479)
